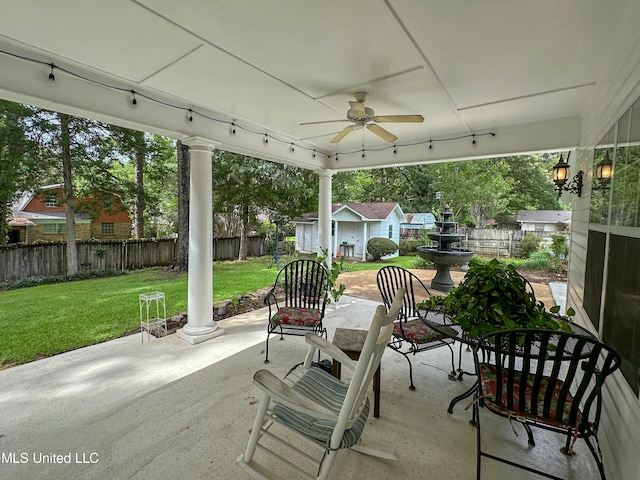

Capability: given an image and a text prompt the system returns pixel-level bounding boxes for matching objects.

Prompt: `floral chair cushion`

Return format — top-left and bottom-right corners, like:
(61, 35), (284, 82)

(478, 363), (583, 429)
(393, 319), (447, 345)
(271, 307), (322, 327)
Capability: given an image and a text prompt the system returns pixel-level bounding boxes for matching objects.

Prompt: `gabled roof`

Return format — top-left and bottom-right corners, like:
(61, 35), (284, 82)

(10, 184), (94, 226)
(293, 202), (404, 222)
(333, 202), (402, 220)
(516, 210), (572, 224)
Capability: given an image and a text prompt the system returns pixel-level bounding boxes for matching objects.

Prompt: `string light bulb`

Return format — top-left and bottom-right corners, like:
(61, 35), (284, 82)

(4, 50), (500, 160)
(48, 64), (55, 84)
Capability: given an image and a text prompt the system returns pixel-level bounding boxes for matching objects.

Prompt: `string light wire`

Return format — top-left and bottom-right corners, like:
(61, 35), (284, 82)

(1, 48), (496, 160)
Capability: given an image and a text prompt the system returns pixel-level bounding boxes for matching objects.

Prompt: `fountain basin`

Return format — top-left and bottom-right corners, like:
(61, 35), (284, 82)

(417, 246), (473, 292)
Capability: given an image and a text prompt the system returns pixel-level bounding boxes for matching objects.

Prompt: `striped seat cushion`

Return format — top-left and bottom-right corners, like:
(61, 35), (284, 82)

(272, 367), (369, 449)
(271, 307), (322, 327)
(478, 363), (583, 429)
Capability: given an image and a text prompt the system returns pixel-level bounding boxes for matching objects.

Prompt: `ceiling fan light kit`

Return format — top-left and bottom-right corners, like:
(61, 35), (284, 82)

(301, 92), (424, 143)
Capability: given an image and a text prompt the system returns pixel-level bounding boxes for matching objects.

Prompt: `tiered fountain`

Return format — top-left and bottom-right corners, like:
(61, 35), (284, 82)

(417, 205), (473, 292)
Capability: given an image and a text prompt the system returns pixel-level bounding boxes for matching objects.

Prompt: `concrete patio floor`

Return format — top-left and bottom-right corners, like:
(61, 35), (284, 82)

(0, 291), (601, 479)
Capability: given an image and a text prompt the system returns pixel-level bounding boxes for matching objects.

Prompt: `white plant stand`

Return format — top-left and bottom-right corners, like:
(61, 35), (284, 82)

(139, 292), (167, 342)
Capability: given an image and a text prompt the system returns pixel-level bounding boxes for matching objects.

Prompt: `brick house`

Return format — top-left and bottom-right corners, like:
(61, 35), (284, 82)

(9, 184), (131, 243)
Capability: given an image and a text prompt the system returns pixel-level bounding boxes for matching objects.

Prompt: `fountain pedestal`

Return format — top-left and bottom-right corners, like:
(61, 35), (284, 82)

(417, 206), (473, 292)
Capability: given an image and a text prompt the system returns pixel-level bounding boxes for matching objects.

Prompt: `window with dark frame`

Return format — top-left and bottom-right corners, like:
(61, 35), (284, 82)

(101, 222), (115, 235)
(587, 95), (640, 397)
(44, 193), (58, 207)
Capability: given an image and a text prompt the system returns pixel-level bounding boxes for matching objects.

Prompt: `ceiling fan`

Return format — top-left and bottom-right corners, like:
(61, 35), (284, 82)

(300, 92), (424, 143)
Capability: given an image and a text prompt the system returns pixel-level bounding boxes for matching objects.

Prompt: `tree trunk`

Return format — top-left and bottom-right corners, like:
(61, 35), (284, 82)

(238, 204), (249, 260)
(60, 113), (78, 275)
(133, 135), (145, 239)
(0, 201), (8, 246)
(173, 140), (190, 271)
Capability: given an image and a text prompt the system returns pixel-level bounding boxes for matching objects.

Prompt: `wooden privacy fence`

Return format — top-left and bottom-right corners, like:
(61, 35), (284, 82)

(410, 228), (569, 258)
(0, 237), (265, 282)
(460, 229), (568, 258)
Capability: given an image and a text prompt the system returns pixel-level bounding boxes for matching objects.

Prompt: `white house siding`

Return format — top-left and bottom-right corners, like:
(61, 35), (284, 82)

(568, 79), (640, 478)
(297, 204), (405, 260)
(368, 215), (402, 259)
(295, 223), (317, 254)
(521, 222), (566, 232)
(333, 208), (365, 256)
(337, 222), (362, 256)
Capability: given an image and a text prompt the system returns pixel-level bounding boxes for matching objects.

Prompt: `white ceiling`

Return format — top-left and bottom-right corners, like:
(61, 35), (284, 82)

(0, 0), (638, 171)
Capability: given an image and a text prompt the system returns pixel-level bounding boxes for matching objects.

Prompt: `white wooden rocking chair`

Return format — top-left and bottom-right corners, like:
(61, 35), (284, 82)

(236, 288), (405, 480)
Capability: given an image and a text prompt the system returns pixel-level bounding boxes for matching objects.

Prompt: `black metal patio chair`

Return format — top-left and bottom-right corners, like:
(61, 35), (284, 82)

(377, 266), (456, 390)
(472, 328), (621, 480)
(263, 259), (329, 363)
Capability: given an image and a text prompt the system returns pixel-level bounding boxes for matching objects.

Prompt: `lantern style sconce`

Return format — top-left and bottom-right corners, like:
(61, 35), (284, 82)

(552, 152), (583, 200)
(595, 151), (613, 182)
(592, 150), (614, 194)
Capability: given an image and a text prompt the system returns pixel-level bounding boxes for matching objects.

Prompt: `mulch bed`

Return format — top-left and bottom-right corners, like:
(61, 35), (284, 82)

(146, 287), (283, 337)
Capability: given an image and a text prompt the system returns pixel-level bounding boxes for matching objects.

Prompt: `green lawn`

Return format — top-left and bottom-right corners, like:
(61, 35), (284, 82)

(0, 255), (413, 366)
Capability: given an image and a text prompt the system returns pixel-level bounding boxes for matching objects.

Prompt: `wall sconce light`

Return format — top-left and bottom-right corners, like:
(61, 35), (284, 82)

(592, 150), (613, 194)
(596, 151), (613, 182)
(552, 152), (583, 200)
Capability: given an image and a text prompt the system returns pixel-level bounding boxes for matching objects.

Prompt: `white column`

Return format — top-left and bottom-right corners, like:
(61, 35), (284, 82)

(177, 136), (224, 345)
(362, 222), (368, 261)
(317, 170), (334, 266)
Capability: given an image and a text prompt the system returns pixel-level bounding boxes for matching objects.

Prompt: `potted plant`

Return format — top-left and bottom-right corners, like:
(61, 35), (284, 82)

(417, 259), (573, 339)
(315, 248), (346, 304)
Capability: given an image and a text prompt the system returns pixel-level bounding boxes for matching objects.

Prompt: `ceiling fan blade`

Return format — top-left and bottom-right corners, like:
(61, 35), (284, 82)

(367, 124), (397, 142)
(348, 101), (366, 117)
(300, 119), (349, 125)
(330, 125), (355, 143)
(373, 114), (424, 123)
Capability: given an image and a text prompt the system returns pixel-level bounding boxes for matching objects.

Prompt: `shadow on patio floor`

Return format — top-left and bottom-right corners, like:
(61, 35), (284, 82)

(0, 295), (594, 479)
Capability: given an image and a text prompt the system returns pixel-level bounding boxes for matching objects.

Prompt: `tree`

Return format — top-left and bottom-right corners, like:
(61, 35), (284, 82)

(59, 113), (79, 274)
(425, 160), (511, 227)
(172, 139), (189, 271)
(212, 151), (317, 260)
(503, 154), (562, 213)
(23, 108), (112, 272)
(106, 128), (177, 239)
(0, 101), (42, 244)
(332, 155), (563, 226)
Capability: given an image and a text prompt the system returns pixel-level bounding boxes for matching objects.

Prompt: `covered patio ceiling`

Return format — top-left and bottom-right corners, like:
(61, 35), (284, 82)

(0, 0), (637, 172)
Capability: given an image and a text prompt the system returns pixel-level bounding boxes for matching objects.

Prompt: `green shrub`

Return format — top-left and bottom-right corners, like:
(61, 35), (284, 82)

(399, 238), (422, 255)
(418, 259), (572, 339)
(367, 237), (398, 261)
(0, 269), (126, 292)
(518, 232), (541, 258)
(550, 234), (569, 259)
(520, 250), (565, 274)
(412, 255), (434, 269)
